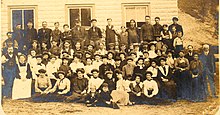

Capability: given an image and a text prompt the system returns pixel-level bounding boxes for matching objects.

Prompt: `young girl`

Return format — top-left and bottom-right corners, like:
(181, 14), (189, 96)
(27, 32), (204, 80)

(173, 31), (184, 57)
(12, 54), (32, 100)
(133, 57), (147, 81)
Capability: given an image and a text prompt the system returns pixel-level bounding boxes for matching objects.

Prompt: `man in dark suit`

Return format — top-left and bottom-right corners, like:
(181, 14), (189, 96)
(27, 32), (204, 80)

(140, 16), (155, 43)
(88, 19), (102, 50)
(199, 44), (218, 98)
(71, 19), (86, 48)
(153, 17), (163, 39)
(24, 21), (37, 51)
(38, 21), (52, 49)
(168, 17), (183, 35)
(105, 18), (116, 50)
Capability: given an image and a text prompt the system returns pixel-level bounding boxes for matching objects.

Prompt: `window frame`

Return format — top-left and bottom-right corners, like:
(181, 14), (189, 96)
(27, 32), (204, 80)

(8, 5), (38, 31)
(121, 3), (151, 29)
(65, 4), (95, 30)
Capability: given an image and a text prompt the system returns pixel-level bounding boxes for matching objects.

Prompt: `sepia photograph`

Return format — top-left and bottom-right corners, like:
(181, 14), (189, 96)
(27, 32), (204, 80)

(0, 0), (219, 114)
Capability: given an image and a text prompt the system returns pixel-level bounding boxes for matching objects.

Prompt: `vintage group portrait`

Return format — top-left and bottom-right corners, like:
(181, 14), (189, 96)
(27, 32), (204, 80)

(0, 0), (219, 114)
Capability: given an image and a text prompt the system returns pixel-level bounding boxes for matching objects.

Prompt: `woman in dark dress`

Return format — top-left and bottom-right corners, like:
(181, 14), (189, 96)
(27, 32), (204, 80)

(189, 53), (207, 102)
(133, 57), (147, 81)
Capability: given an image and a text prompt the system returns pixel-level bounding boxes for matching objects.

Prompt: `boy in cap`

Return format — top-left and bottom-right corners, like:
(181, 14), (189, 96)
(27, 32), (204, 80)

(168, 17), (183, 35)
(24, 20), (37, 50)
(88, 19), (102, 49)
(106, 18), (117, 50)
(153, 17), (163, 39)
(85, 85), (99, 107)
(38, 21), (52, 49)
(61, 24), (72, 44)
(60, 40), (74, 59)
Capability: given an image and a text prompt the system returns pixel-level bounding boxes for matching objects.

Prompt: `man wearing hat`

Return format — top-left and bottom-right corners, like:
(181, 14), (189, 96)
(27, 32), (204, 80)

(99, 55), (114, 79)
(60, 40), (74, 59)
(50, 39), (61, 57)
(168, 17), (183, 35)
(71, 19), (86, 48)
(2, 32), (19, 55)
(103, 71), (116, 92)
(88, 19), (102, 49)
(106, 18), (116, 50)
(199, 44), (218, 98)
(24, 20), (37, 51)
(140, 15), (155, 43)
(38, 21), (52, 49)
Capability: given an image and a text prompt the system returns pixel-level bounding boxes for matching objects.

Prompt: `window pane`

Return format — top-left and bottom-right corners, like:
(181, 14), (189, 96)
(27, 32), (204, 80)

(12, 10), (22, 30)
(136, 7), (146, 22)
(70, 9), (79, 28)
(24, 10), (34, 30)
(81, 8), (91, 26)
(125, 7), (135, 22)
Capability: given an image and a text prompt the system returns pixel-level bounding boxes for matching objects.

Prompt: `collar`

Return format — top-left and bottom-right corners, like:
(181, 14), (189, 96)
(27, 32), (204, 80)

(158, 65), (169, 76)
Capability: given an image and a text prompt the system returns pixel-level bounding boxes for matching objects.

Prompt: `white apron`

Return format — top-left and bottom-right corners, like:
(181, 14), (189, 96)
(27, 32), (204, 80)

(12, 63), (32, 100)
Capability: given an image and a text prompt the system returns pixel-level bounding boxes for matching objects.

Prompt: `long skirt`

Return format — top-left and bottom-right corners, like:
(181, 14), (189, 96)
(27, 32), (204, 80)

(12, 78), (32, 100)
(175, 70), (191, 100)
(160, 80), (177, 101)
(111, 90), (130, 105)
(174, 45), (183, 58)
(191, 75), (207, 102)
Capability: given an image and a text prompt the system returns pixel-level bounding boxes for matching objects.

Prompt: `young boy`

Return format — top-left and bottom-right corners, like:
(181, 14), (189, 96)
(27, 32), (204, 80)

(87, 69), (104, 93)
(103, 71), (116, 93)
(118, 26), (129, 47)
(85, 85), (99, 107)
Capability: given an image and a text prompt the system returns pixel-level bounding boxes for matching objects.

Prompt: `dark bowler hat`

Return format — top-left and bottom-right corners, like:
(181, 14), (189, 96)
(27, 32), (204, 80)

(36, 54), (42, 59)
(94, 53), (101, 57)
(172, 17), (179, 21)
(119, 51), (126, 56)
(64, 40), (71, 44)
(102, 83), (109, 88)
(38, 69), (46, 74)
(146, 71), (153, 76)
(105, 70), (113, 75)
(91, 69), (99, 73)
(76, 68), (85, 73)
(114, 56), (121, 61)
(91, 19), (97, 22)
(57, 70), (66, 75)
(107, 50), (115, 55)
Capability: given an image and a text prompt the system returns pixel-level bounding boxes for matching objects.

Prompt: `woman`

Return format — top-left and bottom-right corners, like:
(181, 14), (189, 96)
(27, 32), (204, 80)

(111, 69), (132, 106)
(133, 57), (147, 81)
(174, 50), (190, 100)
(12, 54), (32, 100)
(190, 53), (206, 102)
(46, 71), (71, 102)
(31, 69), (52, 102)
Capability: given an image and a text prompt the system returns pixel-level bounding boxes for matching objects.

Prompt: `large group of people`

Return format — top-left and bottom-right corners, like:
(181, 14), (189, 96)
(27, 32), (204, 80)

(1, 15), (218, 109)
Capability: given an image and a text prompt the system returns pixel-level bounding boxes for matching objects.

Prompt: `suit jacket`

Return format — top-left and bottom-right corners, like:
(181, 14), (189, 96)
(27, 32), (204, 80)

(88, 26), (102, 41)
(71, 26), (86, 41)
(24, 28), (37, 44)
(168, 23), (183, 35)
(106, 25), (116, 45)
(199, 52), (216, 73)
(38, 28), (52, 44)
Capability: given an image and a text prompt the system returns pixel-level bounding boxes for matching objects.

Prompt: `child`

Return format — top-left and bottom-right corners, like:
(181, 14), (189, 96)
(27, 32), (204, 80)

(143, 71), (159, 98)
(92, 53), (103, 70)
(122, 57), (135, 80)
(161, 24), (172, 50)
(60, 40), (74, 59)
(85, 85), (99, 107)
(173, 31), (183, 57)
(103, 71), (116, 93)
(155, 36), (163, 50)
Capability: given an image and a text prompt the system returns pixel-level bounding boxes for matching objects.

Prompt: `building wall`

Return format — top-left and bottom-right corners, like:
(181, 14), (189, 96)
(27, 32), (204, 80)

(1, 0), (178, 42)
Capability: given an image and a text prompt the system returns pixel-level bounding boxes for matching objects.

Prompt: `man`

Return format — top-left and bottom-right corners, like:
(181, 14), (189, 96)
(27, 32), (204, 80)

(153, 17), (163, 39)
(199, 44), (217, 98)
(71, 19), (86, 48)
(122, 57), (135, 80)
(3, 32), (18, 54)
(105, 18), (116, 50)
(168, 17), (183, 35)
(51, 22), (62, 46)
(61, 24), (72, 44)
(127, 19), (139, 46)
(38, 21), (52, 49)
(185, 45), (195, 63)
(24, 21), (37, 50)
(87, 69), (104, 93)
(88, 19), (102, 49)
(14, 24), (26, 54)
(140, 16), (155, 43)
(2, 47), (19, 98)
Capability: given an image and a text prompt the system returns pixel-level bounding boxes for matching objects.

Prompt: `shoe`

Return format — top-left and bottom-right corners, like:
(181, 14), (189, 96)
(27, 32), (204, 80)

(112, 102), (120, 109)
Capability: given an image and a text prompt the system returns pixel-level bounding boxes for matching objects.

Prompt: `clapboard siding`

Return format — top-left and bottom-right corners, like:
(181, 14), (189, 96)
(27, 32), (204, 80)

(1, 0), (178, 42)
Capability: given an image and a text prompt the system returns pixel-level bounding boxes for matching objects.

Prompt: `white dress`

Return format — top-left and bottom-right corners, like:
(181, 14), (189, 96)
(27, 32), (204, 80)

(12, 63), (32, 100)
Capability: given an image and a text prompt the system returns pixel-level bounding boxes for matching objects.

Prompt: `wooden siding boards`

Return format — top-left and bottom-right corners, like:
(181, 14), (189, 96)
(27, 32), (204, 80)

(1, 0), (178, 42)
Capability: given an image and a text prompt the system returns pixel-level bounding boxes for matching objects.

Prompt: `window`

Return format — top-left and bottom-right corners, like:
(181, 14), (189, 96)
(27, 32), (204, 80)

(122, 3), (150, 29)
(8, 6), (37, 31)
(66, 5), (94, 29)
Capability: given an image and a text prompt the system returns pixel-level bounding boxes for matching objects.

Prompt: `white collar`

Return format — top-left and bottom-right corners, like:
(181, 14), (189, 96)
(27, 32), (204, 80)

(158, 65), (169, 76)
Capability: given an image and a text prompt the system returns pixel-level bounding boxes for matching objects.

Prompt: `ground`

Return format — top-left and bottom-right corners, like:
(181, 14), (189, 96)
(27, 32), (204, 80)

(0, 10), (219, 115)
